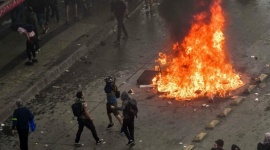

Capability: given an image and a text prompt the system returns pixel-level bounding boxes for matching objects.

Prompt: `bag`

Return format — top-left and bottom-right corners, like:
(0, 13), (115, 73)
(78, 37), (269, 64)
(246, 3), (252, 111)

(29, 119), (36, 132)
(71, 102), (83, 117)
(126, 98), (138, 117)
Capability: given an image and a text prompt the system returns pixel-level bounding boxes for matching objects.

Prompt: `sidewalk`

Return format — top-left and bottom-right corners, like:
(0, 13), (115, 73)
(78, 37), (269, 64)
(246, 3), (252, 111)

(0, 0), (143, 123)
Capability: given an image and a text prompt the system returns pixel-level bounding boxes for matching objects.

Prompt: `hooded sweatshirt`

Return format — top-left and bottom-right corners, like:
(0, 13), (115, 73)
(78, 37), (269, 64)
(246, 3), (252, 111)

(116, 91), (137, 119)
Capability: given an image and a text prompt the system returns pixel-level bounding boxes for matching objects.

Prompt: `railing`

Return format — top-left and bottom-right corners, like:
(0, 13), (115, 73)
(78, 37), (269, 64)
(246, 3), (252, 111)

(0, 0), (24, 18)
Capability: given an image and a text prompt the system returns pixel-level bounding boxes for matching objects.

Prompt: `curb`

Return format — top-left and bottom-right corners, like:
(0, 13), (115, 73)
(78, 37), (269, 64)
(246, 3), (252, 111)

(0, 2), (144, 124)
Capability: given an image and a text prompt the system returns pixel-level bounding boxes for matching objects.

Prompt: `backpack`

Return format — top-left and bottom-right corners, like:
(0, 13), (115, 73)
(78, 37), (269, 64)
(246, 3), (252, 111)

(71, 102), (83, 117)
(126, 99), (138, 117)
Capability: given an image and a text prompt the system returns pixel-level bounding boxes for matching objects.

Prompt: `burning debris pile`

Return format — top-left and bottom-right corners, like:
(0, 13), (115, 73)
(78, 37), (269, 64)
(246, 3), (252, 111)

(153, 0), (243, 100)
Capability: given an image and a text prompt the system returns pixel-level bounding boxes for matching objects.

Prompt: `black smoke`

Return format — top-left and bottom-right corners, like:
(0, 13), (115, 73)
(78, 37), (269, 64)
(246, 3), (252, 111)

(158, 0), (215, 42)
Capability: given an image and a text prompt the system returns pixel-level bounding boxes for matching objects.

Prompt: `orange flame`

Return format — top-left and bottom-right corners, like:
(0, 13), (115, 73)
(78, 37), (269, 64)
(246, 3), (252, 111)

(153, 0), (243, 100)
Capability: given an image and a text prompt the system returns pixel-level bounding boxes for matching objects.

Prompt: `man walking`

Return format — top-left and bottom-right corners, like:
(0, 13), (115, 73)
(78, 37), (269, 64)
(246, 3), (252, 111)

(111, 91), (138, 147)
(12, 100), (34, 150)
(73, 91), (103, 147)
(111, 0), (128, 45)
(104, 76), (123, 131)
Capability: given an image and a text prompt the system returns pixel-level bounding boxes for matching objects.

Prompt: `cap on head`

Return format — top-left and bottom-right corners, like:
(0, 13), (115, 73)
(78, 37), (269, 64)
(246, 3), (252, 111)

(16, 100), (23, 107)
(76, 91), (83, 98)
(104, 76), (113, 83)
(215, 139), (224, 147)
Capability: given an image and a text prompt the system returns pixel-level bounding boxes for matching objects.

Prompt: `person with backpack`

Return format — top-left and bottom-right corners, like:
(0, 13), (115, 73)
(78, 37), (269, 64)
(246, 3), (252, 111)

(257, 132), (270, 150)
(104, 76), (123, 131)
(111, 91), (138, 148)
(72, 91), (103, 147)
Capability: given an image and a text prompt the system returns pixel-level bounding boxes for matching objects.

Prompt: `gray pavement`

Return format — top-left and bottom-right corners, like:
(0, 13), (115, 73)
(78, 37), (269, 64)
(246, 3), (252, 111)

(0, 0), (143, 123)
(0, 0), (270, 150)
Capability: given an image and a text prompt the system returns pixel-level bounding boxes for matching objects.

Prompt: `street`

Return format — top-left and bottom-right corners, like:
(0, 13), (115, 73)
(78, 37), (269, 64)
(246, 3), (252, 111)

(1, 0), (270, 150)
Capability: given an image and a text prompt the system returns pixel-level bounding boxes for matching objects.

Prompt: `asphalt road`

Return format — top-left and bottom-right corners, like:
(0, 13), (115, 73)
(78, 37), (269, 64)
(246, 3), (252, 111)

(1, 0), (270, 150)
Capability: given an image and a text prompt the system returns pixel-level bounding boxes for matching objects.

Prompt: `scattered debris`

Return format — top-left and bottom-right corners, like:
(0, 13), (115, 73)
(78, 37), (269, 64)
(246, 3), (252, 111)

(128, 89), (134, 94)
(139, 140), (143, 143)
(52, 86), (60, 89)
(41, 131), (44, 134)
(77, 43), (81, 46)
(194, 109), (196, 112)
(35, 142), (38, 145)
(251, 56), (258, 60)
(45, 144), (48, 147)
(266, 64), (270, 67)
(65, 70), (69, 72)
(255, 93), (259, 95)
(139, 85), (154, 88)
(167, 101), (172, 105)
(255, 98), (259, 102)
(264, 93), (270, 96)
(202, 104), (206, 107)
(1, 123), (5, 126)
(179, 142), (183, 145)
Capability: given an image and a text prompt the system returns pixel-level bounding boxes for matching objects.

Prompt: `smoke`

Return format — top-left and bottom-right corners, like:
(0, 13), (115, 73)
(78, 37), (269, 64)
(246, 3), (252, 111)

(158, 0), (215, 42)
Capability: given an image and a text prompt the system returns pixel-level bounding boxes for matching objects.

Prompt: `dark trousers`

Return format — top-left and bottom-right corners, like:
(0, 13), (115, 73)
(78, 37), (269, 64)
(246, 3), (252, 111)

(75, 118), (99, 143)
(17, 128), (29, 150)
(26, 39), (36, 61)
(122, 118), (134, 141)
(51, 2), (59, 22)
(116, 15), (128, 41)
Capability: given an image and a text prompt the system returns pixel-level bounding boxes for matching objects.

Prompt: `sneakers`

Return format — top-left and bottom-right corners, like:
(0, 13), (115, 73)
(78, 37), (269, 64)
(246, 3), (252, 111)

(96, 139), (103, 145)
(107, 123), (114, 130)
(129, 142), (135, 148)
(74, 143), (84, 147)
(126, 140), (135, 147)
(43, 27), (49, 34)
(35, 49), (41, 54)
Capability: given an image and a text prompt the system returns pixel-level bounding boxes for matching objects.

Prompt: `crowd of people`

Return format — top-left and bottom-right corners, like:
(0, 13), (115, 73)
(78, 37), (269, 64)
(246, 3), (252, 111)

(211, 136), (270, 150)
(11, 76), (138, 149)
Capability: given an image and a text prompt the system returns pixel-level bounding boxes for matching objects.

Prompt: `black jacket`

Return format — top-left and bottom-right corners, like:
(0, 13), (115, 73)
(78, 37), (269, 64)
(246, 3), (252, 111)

(12, 107), (34, 130)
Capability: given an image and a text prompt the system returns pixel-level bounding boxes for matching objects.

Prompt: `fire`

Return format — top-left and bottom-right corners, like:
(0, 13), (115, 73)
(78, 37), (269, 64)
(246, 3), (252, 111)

(153, 0), (243, 100)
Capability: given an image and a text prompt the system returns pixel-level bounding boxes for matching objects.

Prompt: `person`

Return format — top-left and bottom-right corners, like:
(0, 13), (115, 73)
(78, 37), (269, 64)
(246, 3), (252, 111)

(25, 6), (40, 41)
(211, 139), (224, 150)
(111, 0), (128, 46)
(231, 144), (241, 150)
(74, 91), (103, 147)
(257, 132), (270, 150)
(104, 76), (123, 131)
(11, 23), (40, 66)
(12, 100), (34, 150)
(64, 0), (79, 24)
(111, 91), (138, 147)
(50, 0), (59, 23)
